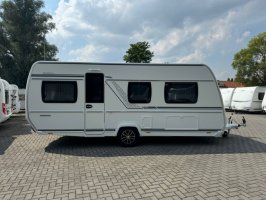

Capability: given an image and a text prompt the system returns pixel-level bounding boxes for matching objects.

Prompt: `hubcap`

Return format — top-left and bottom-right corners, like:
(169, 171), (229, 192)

(121, 129), (136, 144)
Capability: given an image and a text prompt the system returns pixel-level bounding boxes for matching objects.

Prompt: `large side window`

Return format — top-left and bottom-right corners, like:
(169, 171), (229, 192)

(258, 92), (265, 100)
(86, 73), (104, 103)
(42, 81), (77, 103)
(165, 82), (198, 104)
(128, 82), (151, 103)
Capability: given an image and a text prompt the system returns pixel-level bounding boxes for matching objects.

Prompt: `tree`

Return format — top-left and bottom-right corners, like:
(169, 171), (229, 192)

(123, 41), (154, 63)
(0, 0), (58, 88)
(232, 32), (266, 86)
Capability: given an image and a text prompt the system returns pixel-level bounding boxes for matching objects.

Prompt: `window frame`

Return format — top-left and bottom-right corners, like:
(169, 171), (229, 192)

(41, 81), (78, 103)
(128, 82), (152, 104)
(164, 82), (198, 104)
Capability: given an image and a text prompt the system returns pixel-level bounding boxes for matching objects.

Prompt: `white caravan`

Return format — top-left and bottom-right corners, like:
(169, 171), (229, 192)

(10, 84), (21, 113)
(261, 90), (266, 112)
(220, 88), (236, 110)
(0, 79), (12, 123)
(26, 62), (242, 146)
(18, 89), (26, 110)
(231, 86), (266, 112)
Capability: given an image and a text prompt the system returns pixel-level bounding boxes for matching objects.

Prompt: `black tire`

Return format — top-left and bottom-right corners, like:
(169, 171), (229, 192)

(117, 127), (140, 147)
(222, 131), (229, 138)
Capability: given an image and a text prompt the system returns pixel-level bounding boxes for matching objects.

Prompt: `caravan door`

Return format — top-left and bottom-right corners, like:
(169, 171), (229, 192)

(85, 73), (105, 135)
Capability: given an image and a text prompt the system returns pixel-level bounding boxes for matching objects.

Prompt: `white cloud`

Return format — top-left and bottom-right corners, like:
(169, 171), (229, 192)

(69, 44), (110, 62)
(150, 10), (235, 63)
(151, 25), (200, 57)
(176, 50), (204, 63)
(194, 11), (235, 50)
(236, 31), (250, 44)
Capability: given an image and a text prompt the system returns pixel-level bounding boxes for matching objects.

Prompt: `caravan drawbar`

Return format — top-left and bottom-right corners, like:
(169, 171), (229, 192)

(26, 62), (237, 146)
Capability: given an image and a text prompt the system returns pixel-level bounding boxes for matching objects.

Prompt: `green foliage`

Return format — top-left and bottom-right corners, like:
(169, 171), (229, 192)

(123, 41), (154, 63)
(232, 32), (266, 86)
(0, 0), (58, 88)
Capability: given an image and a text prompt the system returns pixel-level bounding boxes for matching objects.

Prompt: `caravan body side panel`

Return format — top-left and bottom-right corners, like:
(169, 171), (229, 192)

(262, 90), (266, 112)
(220, 88), (235, 109)
(0, 80), (8, 123)
(0, 79), (13, 123)
(105, 79), (224, 137)
(10, 84), (20, 113)
(27, 75), (85, 135)
(18, 89), (26, 110)
(26, 62), (225, 137)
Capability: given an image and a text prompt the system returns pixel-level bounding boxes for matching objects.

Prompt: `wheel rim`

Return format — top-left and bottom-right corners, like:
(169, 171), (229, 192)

(121, 129), (136, 145)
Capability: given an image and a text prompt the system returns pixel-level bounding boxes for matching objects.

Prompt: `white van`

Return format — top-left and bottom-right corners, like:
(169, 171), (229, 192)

(26, 61), (240, 146)
(10, 84), (21, 113)
(0, 79), (13, 123)
(231, 86), (266, 112)
(220, 88), (236, 110)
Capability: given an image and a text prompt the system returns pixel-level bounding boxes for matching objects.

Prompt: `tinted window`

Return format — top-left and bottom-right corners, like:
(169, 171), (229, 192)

(128, 82), (151, 103)
(165, 82), (198, 103)
(86, 73), (104, 103)
(258, 92), (265, 100)
(42, 81), (77, 103)
(5, 91), (9, 104)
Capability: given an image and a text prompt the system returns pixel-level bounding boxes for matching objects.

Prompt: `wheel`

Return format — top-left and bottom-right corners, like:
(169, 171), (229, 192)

(222, 131), (229, 138)
(117, 127), (139, 147)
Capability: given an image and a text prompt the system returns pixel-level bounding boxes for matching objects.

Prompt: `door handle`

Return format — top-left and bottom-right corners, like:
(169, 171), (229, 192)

(40, 115), (51, 117)
(86, 104), (93, 109)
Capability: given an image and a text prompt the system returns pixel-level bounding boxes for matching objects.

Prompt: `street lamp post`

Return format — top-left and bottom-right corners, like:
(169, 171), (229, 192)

(43, 34), (46, 60)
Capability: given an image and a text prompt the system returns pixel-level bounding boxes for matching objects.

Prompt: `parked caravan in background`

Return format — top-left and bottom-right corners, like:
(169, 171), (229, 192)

(26, 61), (241, 146)
(0, 79), (12, 123)
(220, 88), (236, 110)
(18, 89), (25, 110)
(10, 84), (21, 113)
(262, 90), (266, 112)
(231, 86), (266, 112)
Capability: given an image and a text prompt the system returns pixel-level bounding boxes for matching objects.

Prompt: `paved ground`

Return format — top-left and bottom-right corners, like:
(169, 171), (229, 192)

(0, 113), (266, 200)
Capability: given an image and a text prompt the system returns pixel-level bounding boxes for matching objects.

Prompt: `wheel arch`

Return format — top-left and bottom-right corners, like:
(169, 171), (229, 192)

(115, 123), (141, 136)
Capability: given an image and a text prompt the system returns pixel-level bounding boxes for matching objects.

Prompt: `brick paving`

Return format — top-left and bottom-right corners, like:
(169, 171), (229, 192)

(0, 113), (266, 200)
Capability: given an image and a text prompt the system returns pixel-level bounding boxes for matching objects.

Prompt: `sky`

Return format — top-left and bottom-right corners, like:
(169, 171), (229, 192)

(2, 0), (266, 80)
